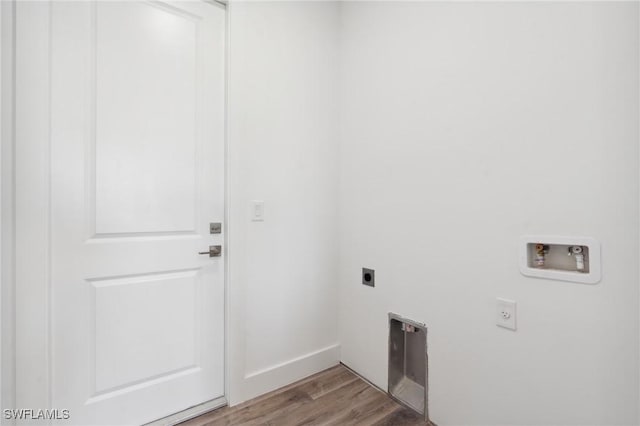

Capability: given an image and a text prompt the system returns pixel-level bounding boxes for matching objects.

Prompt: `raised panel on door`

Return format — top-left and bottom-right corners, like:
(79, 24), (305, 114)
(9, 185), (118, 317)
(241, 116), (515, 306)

(94, 1), (200, 236)
(89, 270), (200, 395)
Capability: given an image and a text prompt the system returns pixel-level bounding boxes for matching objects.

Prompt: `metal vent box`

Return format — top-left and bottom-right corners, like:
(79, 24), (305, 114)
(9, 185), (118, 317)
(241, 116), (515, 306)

(388, 313), (428, 422)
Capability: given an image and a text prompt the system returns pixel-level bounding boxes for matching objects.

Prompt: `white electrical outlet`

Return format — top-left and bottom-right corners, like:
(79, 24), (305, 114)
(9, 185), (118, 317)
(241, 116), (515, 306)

(496, 298), (516, 330)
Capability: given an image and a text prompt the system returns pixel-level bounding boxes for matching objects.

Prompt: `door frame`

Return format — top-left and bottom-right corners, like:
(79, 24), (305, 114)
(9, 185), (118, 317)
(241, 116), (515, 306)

(0, 0), (233, 421)
(1, 0), (16, 418)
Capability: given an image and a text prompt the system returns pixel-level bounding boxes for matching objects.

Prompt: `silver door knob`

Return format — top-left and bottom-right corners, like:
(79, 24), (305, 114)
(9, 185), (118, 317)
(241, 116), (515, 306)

(199, 245), (222, 257)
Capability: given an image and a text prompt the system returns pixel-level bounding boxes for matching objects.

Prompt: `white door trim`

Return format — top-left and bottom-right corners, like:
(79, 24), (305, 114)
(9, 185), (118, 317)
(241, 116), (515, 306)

(0, 0), (232, 420)
(1, 0), (16, 419)
(222, 0), (232, 408)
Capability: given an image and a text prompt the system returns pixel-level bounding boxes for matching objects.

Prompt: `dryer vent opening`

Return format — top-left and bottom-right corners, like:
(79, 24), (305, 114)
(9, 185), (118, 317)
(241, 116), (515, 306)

(388, 313), (429, 422)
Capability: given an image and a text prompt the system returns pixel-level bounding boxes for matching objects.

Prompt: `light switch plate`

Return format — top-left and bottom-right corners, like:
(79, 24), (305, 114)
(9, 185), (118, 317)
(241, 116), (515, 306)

(496, 298), (516, 331)
(251, 200), (264, 222)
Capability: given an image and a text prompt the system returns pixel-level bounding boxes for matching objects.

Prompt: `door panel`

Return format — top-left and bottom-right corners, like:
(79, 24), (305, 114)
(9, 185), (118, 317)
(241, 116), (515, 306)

(95, 1), (199, 235)
(91, 270), (199, 394)
(16, 1), (226, 424)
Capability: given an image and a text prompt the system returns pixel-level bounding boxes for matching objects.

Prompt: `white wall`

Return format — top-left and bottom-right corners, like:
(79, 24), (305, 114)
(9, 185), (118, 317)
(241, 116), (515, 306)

(227, 1), (341, 405)
(337, 2), (639, 425)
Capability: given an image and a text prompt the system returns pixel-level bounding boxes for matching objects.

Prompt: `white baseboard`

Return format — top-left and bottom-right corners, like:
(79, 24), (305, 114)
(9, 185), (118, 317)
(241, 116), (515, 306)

(237, 343), (340, 404)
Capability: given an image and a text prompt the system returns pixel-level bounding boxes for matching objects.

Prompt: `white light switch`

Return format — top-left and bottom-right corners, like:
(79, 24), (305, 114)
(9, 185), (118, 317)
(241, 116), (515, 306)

(496, 298), (516, 331)
(251, 200), (264, 221)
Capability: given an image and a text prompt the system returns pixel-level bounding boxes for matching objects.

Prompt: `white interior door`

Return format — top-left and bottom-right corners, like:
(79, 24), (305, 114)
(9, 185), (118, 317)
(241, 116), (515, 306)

(15, 1), (226, 424)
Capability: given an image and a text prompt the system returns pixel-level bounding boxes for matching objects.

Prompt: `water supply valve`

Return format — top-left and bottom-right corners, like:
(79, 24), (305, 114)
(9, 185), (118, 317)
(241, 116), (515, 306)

(534, 243), (549, 268)
(568, 246), (585, 271)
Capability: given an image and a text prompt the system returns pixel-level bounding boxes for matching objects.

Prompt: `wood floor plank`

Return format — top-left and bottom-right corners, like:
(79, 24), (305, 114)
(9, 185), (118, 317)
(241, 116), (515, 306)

(204, 388), (312, 426)
(268, 378), (370, 425)
(371, 406), (427, 426)
(249, 365), (347, 404)
(179, 364), (428, 426)
(179, 366), (347, 426)
(295, 365), (359, 400)
(323, 389), (399, 426)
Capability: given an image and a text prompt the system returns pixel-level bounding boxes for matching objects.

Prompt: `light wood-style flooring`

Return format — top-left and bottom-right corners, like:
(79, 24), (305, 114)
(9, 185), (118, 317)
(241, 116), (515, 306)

(179, 364), (428, 426)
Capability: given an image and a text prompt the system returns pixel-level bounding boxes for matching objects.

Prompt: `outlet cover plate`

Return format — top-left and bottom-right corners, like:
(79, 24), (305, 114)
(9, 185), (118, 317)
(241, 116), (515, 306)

(496, 298), (516, 330)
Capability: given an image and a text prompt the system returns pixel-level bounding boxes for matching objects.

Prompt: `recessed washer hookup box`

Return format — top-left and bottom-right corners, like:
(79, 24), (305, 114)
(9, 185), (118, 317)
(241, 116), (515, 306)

(388, 313), (429, 422)
(519, 235), (601, 284)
